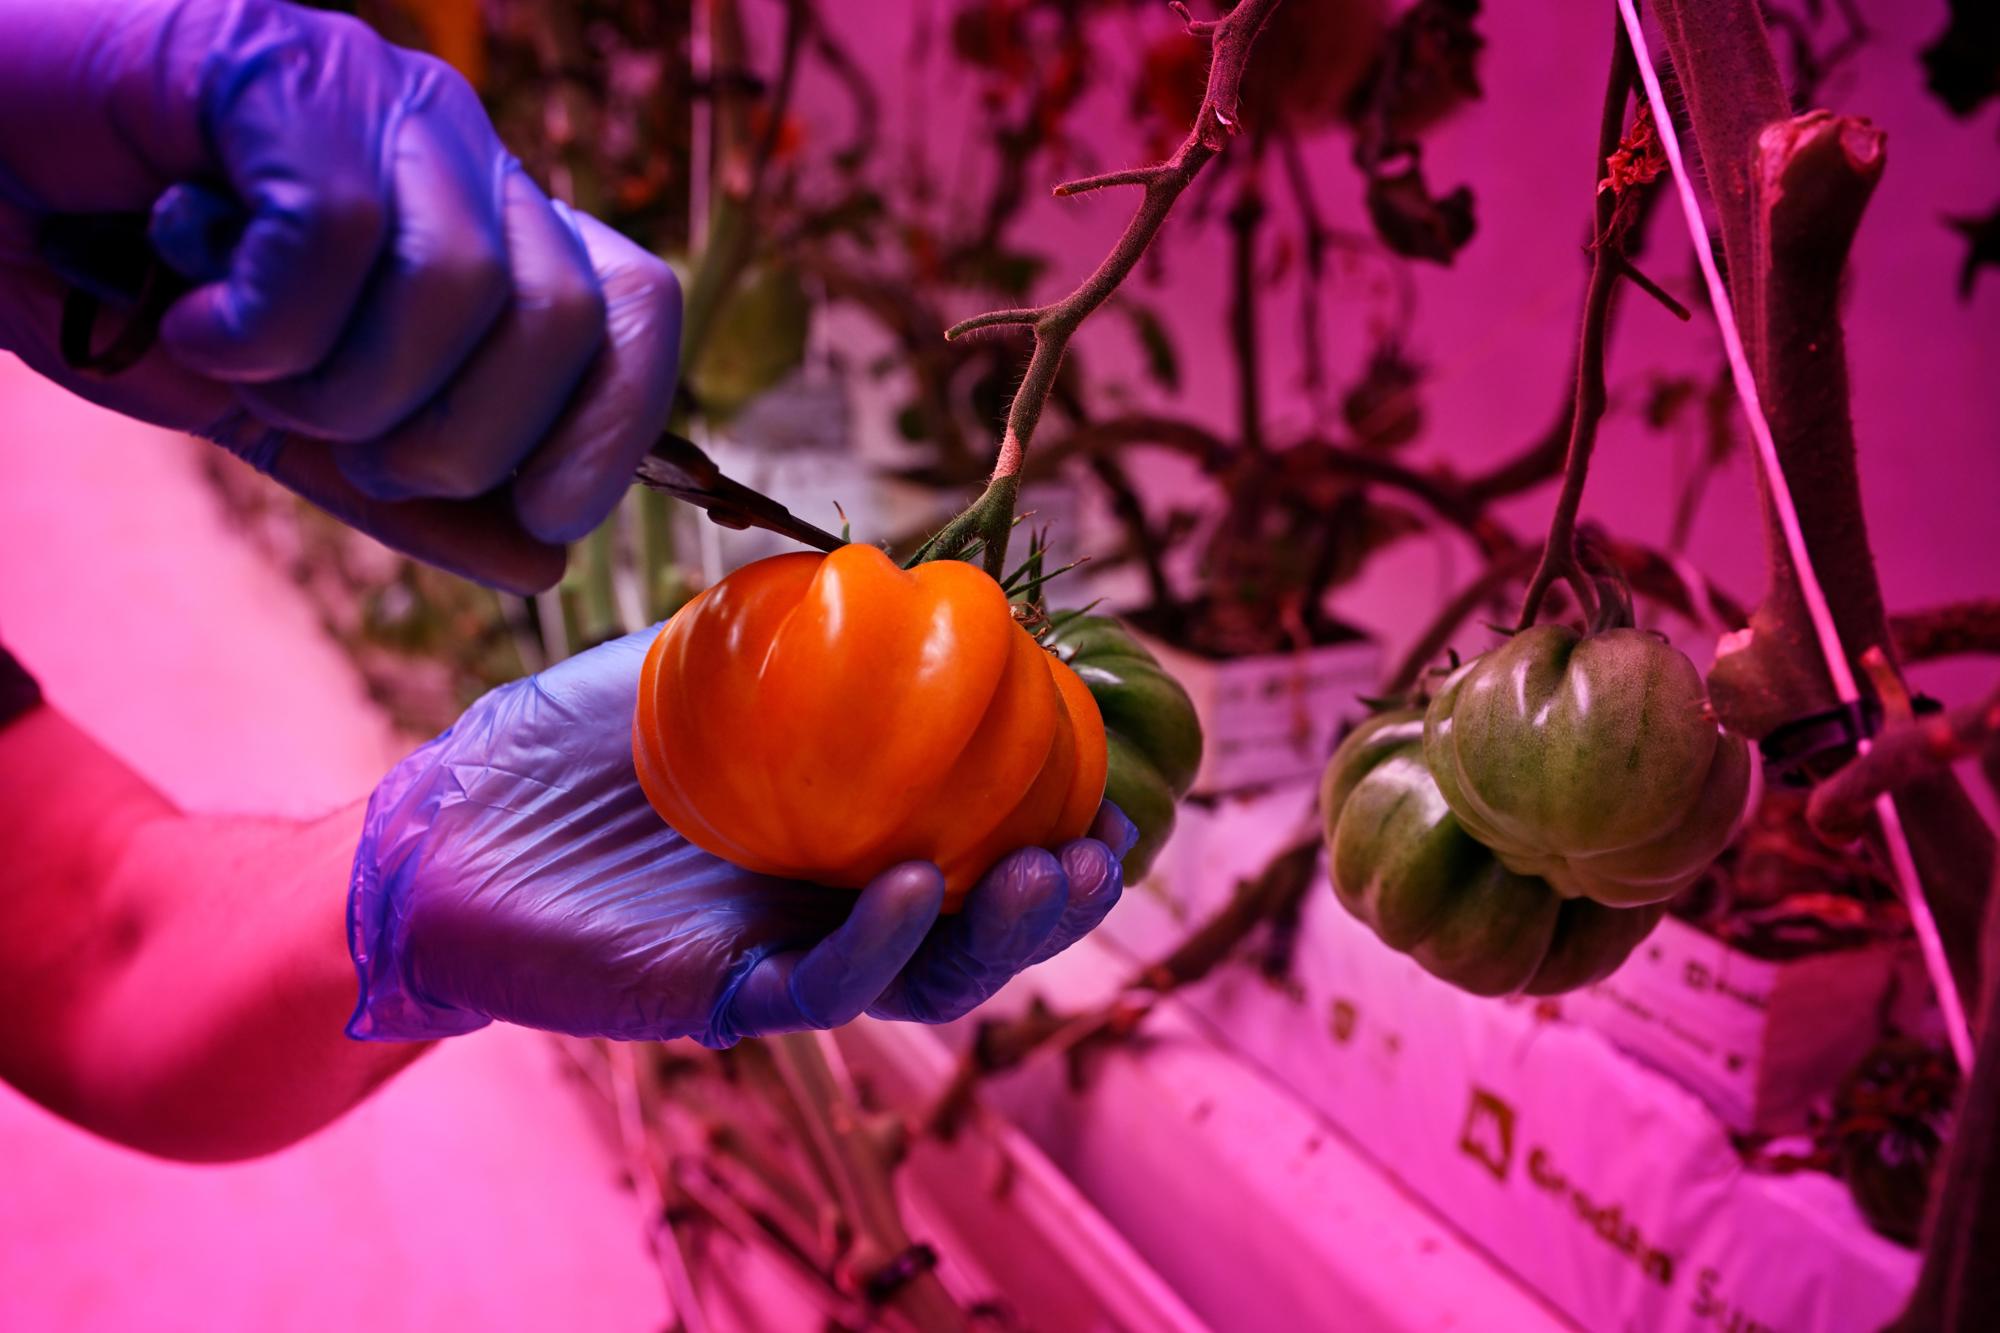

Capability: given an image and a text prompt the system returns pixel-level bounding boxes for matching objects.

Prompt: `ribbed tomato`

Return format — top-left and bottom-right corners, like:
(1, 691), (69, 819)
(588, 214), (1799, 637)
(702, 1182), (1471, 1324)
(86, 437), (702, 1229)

(1423, 625), (1752, 908)
(632, 544), (1108, 905)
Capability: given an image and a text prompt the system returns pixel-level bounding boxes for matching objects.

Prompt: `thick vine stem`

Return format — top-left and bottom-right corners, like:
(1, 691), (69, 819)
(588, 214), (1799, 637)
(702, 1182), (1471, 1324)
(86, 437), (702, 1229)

(1652, 0), (1993, 987)
(1703, 113), (1891, 736)
(926, 0), (1287, 575)
(1514, 13), (1637, 630)
(766, 1032), (964, 1331)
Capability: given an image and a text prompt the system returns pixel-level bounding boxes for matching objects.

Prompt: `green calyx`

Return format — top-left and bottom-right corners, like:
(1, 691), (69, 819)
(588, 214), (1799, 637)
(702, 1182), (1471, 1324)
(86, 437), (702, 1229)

(905, 474), (1022, 578)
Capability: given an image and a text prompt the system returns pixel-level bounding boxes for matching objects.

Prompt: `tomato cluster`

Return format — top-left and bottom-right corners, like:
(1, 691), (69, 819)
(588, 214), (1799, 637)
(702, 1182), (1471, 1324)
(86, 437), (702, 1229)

(1322, 710), (1669, 996)
(631, 544), (1745, 998)
(1322, 626), (1751, 996)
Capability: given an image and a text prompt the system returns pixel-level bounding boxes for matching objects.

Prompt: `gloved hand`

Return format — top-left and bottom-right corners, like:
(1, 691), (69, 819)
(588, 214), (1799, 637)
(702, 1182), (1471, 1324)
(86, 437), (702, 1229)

(0, 0), (680, 594)
(348, 628), (1137, 1045)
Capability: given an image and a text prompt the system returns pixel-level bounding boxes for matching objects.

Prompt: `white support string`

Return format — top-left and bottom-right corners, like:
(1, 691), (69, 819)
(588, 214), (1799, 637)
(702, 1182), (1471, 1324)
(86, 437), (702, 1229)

(1615, 0), (1975, 1068)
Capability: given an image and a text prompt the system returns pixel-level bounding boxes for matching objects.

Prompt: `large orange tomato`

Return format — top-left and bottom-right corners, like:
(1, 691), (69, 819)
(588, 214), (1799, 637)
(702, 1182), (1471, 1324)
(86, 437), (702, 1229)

(633, 544), (1109, 906)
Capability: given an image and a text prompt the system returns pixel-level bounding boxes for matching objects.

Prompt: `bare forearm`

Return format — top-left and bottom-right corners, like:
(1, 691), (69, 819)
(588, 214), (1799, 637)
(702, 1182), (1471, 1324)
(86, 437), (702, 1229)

(0, 707), (426, 1161)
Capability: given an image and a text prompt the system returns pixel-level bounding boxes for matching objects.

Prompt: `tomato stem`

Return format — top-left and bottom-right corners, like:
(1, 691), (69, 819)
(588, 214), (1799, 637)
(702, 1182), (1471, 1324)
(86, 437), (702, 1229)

(1516, 15), (1643, 633)
(919, 0), (1288, 577)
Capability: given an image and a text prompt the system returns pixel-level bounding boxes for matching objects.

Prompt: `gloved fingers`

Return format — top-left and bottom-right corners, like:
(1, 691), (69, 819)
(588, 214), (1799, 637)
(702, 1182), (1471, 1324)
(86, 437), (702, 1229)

(157, 37), (391, 382)
(1089, 800), (1141, 861)
(334, 166), (606, 502)
(1024, 836), (1125, 967)
(148, 183), (246, 285)
(1014, 802), (1135, 965)
(509, 211), (682, 545)
(256, 434), (568, 594)
(867, 847), (1071, 1025)
(236, 101), (513, 443)
(158, 185), (387, 383)
(721, 863), (944, 1040)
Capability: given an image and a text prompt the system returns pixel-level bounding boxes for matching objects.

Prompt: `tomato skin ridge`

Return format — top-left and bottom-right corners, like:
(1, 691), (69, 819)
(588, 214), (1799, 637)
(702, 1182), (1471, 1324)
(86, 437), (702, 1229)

(633, 626), (790, 876)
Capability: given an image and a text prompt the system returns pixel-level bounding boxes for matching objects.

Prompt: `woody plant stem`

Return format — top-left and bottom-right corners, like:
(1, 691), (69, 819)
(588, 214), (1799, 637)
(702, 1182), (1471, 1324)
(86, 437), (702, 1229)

(922, 0), (1286, 577)
(1514, 14), (1640, 629)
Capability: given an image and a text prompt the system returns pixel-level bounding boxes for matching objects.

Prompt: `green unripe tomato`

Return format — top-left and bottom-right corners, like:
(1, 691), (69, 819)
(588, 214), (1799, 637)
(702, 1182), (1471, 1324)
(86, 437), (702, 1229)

(1322, 710), (1665, 997)
(1044, 613), (1203, 882)
(1423, 625), (1752, 907)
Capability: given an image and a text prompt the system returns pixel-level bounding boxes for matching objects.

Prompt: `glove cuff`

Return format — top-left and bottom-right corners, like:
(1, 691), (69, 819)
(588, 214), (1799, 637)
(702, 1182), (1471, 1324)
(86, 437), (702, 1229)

(345, 770), (491, 1042)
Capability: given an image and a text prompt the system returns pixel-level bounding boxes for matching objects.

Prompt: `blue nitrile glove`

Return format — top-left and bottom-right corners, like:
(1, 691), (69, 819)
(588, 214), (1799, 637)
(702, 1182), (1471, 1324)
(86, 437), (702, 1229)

(348, 627), (1137, 1045)
(0, 0), (680, 594)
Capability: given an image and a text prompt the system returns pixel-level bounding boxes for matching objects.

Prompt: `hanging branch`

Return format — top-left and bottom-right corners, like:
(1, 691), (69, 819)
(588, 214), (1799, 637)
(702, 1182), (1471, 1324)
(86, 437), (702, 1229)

(1226, 180), (1269, 457)
(1278, 128), (1334, 408)
(1460, 137), (1681, 507)
(1892, 598), (2000, 663)
(1198, 176), (1280, 605)
(922, 0), (1288, 576)
(1809, 679), (2000, 844)
(1029, 413), (1506, 550)
(1514, 15), (1641, 629)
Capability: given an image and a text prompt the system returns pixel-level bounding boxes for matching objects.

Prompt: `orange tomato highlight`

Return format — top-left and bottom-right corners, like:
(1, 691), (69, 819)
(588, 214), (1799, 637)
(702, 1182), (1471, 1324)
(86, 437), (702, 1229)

(633, 545), (1108, 907)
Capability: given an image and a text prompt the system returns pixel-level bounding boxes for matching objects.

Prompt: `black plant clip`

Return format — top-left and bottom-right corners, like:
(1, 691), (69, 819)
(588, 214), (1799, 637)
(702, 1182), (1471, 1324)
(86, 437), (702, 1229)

(1760, 692), (1945, 789)
(860, 1242), (938, 1304)
(39, 210), (195, 376)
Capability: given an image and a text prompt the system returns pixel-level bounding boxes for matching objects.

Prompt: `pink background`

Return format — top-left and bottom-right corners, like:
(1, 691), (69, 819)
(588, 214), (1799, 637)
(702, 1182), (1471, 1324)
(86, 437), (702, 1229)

(807, 0), (1996, 706)
(1, 0), (1994, 1327)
